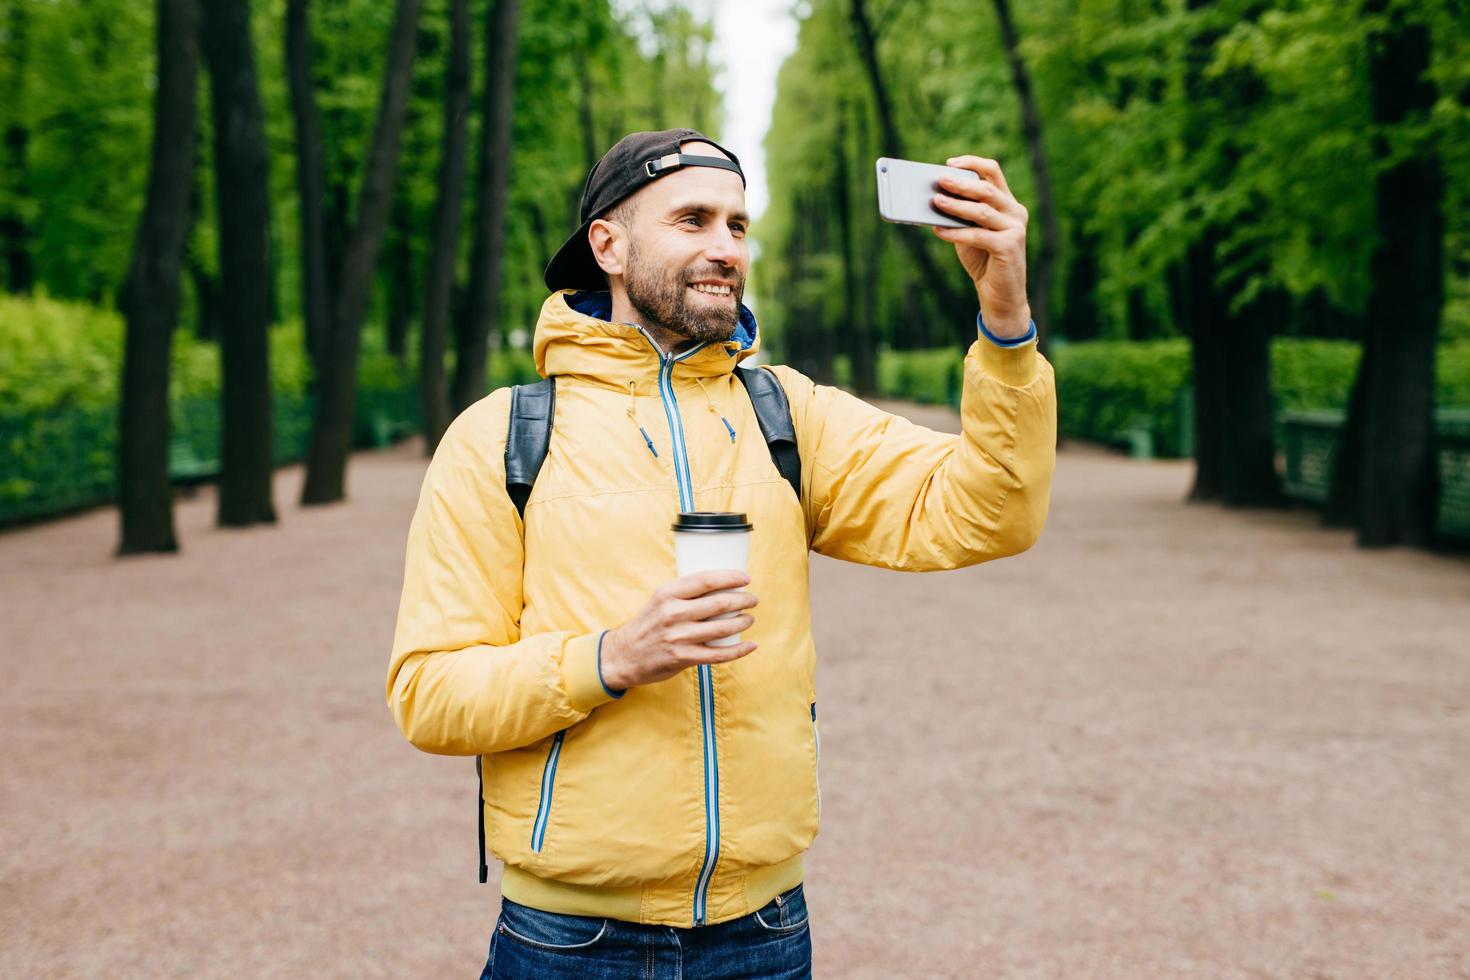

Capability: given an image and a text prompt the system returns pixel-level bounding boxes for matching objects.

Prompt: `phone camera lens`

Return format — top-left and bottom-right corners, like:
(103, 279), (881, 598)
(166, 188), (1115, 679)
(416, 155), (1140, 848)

(879, 164), (887, 172)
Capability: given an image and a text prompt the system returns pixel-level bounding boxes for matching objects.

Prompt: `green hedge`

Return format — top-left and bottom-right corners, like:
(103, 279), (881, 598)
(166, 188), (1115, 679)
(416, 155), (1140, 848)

(842, 337), (1470, 459)
(1052, 339), (1194, 457)
(0, 293), (544, 522)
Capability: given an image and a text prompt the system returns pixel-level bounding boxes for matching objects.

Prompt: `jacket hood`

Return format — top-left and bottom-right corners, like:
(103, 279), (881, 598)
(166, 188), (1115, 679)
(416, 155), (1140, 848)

(533, 289), (761, 383)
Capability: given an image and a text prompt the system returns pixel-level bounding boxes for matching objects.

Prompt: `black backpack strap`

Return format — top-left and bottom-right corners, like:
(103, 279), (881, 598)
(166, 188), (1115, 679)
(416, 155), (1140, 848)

(736, 364), (801, 504)
(505, 377), (556, 521)
(475, 755), (488, 883)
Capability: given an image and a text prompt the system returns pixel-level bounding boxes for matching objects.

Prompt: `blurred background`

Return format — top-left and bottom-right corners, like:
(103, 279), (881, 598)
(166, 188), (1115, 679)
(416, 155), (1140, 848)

(2, 0), (1469, 976)
(1, 0), (1466, 548)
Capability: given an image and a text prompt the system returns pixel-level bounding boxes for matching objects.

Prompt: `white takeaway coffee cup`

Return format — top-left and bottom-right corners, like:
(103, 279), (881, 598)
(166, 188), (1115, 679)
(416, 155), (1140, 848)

(672, 511), (753, 648)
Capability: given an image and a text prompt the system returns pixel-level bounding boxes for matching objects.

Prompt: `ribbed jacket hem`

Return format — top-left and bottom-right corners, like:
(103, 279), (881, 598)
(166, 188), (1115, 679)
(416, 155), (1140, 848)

(500, 853), (805, 927)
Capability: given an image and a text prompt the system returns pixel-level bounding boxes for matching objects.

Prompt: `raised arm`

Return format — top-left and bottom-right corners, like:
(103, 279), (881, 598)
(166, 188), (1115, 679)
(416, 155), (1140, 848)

(769, 333), (1055, 571)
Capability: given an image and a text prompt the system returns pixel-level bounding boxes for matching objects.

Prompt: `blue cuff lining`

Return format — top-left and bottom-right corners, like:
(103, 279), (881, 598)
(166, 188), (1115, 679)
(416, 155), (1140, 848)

(596, 629), (625, 700)
(977, 311), (1037, 347)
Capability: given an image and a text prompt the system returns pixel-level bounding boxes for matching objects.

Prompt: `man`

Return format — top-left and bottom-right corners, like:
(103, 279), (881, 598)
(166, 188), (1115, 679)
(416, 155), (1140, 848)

(387, 129), (1056, 978)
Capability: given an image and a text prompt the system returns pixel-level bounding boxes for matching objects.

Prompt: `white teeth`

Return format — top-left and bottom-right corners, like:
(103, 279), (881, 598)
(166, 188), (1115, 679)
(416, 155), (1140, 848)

(690, 283), (731, 295)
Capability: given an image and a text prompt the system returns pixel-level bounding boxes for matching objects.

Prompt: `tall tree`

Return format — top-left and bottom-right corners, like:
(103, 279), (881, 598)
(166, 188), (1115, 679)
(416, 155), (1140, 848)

(991, 0), (1057, 340)
(285, 0), (330, 373)
(453, 0), (521, 415)
(298, 0), (425, 505)
(847, 0), (975, 347)
(202, 0), (276, 527)
(1328, 0), (1445, 546)
(833, 98), (877, 396)
(117, 0), (201, 555)
(419, 0), (471, 455)
(0, 0), (33, 293)
(1182, 0), (1282, 508)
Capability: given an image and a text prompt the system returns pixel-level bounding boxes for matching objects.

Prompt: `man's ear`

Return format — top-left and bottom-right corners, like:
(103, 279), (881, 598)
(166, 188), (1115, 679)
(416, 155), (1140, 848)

(588, 218), (626, 278)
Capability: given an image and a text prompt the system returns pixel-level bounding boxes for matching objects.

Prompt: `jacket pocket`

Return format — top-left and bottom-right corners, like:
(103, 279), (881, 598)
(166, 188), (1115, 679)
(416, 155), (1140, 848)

(530, 730), (566, 854)
(810, 702), (821, 820)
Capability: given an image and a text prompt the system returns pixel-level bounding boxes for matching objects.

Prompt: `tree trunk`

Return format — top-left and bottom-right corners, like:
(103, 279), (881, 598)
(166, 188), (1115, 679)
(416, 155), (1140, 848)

(301, 0), (425, 506)
(1185, 236), (1226, 502)
(990, 0), (1057, 342)
(1221, 286), (1285, 506)
(286, 0), (331, 373)
(1186, 239), (1283, 506)
(202, 0), (277, 528)
(386, 200), (414, 359)
(117, 0), (201, 555)
(847, 0), (974, 347)
(420, 0), (471, 455)
(1, 0), (33, 293)
(1182, 0), (1280, 507)
(834, 99), (876, 396)
(810, 190), (837, 385)
(453, 0), (521, 414)
(1345, 0), (1443, 547)
(1062, 226), (1101, 340)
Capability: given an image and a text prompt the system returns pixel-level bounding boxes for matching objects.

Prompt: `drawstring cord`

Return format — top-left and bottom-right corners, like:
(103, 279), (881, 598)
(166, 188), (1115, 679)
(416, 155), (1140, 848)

(627, 381), (658, 458)
(695, 377), (737, 443)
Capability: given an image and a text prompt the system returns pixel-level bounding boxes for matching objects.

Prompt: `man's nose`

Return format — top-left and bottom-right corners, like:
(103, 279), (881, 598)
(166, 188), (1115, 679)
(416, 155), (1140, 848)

(703, 225), (743, 267)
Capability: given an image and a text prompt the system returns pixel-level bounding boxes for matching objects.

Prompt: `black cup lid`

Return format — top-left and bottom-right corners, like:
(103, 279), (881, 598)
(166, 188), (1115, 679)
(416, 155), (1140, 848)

(672, 511), (753, 532)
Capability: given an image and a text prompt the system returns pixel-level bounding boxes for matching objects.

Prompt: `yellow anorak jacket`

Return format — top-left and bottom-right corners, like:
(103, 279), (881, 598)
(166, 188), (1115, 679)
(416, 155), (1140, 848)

(388, 289), (1057, 927)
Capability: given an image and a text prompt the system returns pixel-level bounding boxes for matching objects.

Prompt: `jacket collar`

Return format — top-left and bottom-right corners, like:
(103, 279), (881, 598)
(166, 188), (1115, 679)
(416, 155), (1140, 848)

(533, 289), (761, 383)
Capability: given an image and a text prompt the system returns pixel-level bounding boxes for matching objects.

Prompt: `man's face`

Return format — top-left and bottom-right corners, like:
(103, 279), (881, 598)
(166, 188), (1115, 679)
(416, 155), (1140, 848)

(609, 142), (751, 345)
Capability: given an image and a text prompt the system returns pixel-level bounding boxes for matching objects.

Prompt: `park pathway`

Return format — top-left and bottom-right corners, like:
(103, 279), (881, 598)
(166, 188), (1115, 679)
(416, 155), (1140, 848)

(2, 400), (1468, 979)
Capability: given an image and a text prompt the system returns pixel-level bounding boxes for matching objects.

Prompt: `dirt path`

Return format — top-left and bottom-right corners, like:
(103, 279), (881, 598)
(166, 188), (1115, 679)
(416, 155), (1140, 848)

(3, 402), (1468, 979)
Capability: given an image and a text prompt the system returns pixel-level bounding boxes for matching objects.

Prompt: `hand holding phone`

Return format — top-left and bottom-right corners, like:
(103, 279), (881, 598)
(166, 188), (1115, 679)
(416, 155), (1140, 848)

(876, 154), (1033, 338)
(875, 157), (983, 229)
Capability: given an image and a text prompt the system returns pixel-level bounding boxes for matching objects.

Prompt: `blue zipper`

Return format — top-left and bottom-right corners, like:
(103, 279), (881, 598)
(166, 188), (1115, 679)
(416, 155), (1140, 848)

(637, 327), (721, 926)
(530, 730), (566, 853)
(811, 703), (821, 820)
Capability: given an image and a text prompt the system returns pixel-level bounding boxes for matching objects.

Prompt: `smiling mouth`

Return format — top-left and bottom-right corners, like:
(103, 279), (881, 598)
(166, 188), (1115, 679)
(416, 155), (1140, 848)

(688, 282), (735, 298)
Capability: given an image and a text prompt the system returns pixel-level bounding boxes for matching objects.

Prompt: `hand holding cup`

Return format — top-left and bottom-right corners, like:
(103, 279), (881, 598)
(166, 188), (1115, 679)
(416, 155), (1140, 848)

(599, 569), (759, 692)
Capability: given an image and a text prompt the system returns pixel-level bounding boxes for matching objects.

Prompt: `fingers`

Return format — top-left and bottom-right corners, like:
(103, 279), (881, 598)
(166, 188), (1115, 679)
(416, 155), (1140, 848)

(933, 223), (1023, 254)
(935, 175), (1026, 221)
(674, 612), (755, 646)
(663, 569), (751, 600)
(931, 193), (1019, 232)
(947, 155), (1012, 198)
(681, 588), (758, 622)
(688, 640), (759, 665)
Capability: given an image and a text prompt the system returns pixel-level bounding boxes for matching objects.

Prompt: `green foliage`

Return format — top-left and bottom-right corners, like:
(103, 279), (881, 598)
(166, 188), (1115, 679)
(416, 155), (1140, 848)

(875, 348), (962, 406)
(1052, 340), (1194, 457)
(862, 336), (1470, 459)
(1, 0), (724, 351)
(0, 291), (540, 522)
(0, 290), (547, 414)
(1268, 340), (1361, 412)
(758, 0), (1470, 354)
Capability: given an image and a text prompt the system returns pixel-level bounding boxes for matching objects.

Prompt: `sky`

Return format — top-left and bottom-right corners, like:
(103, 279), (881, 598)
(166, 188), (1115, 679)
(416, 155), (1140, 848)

(707, 0), (801, 223)
(609, 0), (801, 220)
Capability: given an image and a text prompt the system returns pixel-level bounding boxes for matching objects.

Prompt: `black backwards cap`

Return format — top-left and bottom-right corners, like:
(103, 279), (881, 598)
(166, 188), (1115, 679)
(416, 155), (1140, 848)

(543, 128), (745, 292)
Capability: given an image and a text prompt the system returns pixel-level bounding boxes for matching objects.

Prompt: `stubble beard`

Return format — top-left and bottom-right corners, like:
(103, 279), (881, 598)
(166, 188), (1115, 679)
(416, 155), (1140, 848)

(623, 238), (744, 347)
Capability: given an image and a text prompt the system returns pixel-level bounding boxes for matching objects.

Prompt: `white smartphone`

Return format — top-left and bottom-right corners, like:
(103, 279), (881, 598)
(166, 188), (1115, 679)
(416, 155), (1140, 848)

(875, 157), (981, 229)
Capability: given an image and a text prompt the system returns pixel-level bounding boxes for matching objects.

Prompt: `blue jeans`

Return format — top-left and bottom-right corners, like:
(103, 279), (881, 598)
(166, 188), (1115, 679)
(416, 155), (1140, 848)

(479, 883), (812, 979)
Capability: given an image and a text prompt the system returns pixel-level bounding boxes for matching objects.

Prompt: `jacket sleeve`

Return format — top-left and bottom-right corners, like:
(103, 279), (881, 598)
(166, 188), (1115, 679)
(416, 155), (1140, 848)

(766, 333), (1056, 571)
(385, 388), (620, 757)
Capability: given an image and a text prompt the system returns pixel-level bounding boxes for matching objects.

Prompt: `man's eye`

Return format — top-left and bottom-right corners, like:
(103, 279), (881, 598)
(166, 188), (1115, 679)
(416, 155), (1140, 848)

(730, 224), (747, 236)
(681, 216), (702, 227)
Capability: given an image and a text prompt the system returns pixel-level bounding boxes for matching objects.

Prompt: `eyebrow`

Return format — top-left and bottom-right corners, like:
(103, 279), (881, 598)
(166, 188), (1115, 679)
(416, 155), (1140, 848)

(668, 202), (751, 225)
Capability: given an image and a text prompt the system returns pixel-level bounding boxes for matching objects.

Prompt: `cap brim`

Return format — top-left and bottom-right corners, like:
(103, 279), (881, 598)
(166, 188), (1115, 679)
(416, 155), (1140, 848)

(543, 219), (609, 293)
